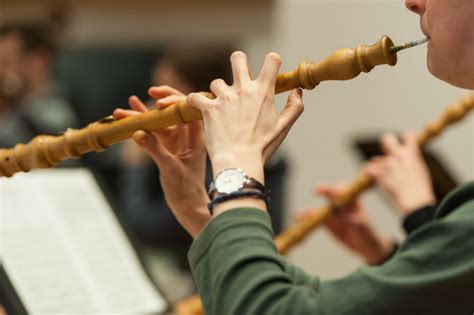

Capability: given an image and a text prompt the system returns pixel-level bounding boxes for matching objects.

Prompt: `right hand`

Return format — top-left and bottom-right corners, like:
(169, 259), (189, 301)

(119, 139), (152, 167)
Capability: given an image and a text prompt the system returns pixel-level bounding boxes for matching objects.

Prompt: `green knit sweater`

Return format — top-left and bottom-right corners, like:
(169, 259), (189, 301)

(189, 183), (474, 315)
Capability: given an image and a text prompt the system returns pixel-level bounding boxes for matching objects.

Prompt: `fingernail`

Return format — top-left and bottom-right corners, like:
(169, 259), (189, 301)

(296, 88), (303, 97)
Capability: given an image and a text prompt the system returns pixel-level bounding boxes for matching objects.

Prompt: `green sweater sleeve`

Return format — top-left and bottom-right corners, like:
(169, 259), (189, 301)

(189, 209), (323, 315)
(189, 185), (474, 315)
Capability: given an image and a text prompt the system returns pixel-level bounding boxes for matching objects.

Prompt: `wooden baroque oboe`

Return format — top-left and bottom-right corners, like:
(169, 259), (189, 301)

(0, 36), (398, 177)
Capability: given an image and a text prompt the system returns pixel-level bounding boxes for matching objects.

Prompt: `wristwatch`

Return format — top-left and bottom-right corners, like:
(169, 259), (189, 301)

(208, 168), (265, 199)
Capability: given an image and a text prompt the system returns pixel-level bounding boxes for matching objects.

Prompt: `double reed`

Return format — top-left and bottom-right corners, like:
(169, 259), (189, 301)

(173, 93), (474, 315)
(0, 36), (396, 177)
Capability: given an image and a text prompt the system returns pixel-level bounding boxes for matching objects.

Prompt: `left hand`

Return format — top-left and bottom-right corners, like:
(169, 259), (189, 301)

(187, 52), (304, 215)
(295, 183), (395, 265)
(114, 86), (211, 238)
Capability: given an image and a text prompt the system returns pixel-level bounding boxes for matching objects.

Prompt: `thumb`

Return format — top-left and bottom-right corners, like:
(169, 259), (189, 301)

(262, 89), (304, 160)
(187, 92), (214, 113)
(276, 88), (304, 134)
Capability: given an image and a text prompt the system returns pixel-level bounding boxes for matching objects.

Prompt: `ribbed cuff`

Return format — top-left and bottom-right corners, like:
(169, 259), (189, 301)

(402, 205), (436, 234)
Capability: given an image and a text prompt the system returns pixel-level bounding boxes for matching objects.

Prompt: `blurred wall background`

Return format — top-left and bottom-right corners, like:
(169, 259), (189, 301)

(2, 0), (472, 280)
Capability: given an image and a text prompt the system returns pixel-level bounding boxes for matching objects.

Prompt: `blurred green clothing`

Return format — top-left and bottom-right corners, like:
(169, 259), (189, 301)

(189, 183), (474, 315)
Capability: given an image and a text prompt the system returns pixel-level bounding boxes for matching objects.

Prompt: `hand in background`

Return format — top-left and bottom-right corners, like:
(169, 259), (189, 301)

(295, 183), (395, 266)
(114, 85), (210, 238)
(364, 132), (436, 216)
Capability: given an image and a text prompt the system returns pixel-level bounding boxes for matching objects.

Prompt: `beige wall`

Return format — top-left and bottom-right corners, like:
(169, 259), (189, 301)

(1, 1), (273, 51)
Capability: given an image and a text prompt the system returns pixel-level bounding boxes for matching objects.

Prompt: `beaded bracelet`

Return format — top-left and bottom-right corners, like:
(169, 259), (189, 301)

(207, 190), (271, 215)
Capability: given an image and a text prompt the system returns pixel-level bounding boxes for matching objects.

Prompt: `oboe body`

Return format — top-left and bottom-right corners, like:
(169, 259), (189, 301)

(0, 36), (396, 177)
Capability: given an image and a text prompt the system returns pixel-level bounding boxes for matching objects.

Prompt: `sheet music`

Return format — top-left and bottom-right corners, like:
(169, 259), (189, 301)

(0, 168), (168, 314)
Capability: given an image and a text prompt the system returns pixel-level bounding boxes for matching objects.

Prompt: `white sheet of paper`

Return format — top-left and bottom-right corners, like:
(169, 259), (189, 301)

(0, 168), (168, 314)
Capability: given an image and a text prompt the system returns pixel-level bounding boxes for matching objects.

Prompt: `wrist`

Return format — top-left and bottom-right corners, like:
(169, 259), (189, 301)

(165, 187), (211, 237)
(168, 188), (209, 213)
(208, 155), (268, 215)
(398, 193), (436, 215)
(211, 151), (265, 184)
(172, 200), (211, 238)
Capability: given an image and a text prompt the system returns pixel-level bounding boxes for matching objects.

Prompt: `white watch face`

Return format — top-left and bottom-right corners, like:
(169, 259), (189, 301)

(215, 168), (246, 194)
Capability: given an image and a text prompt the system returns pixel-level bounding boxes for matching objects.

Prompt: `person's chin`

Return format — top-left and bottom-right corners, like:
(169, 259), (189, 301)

(428, 60), (473, 89)
(426, 51), (440, 78)
(427, 49), (448, 80)
(427, 64), (448, 84)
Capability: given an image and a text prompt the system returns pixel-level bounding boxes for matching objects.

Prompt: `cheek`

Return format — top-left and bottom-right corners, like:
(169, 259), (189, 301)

(426, 19), (466, 78)
(424, 0), (474, 86)
(426, 36), (470, 87)
(426, 40), (455, 82)
(427, 0), (473, 62)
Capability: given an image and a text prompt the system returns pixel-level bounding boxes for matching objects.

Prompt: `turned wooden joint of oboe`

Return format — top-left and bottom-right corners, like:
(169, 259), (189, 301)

(274, 35), (397, 94)
(359, 35), (397, 70)
(297, 36), (396, 90)
(86, 123), (109, 152)
(349, 36), (396, 77)
(63, 128), (83, 158)
(41, 136), (62, 166)
(0, 144), (25, 177)
(419, 97), (473, 145)
(444, 102), (468, 124)
(295, 62), (320, 90)
(0, 135), (54, 177)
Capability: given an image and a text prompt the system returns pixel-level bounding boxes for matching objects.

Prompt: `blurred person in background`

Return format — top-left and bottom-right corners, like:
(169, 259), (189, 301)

(0, 22), (79, 148)
(297, 131), (438, 266)
(116, 44), (289, 300)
